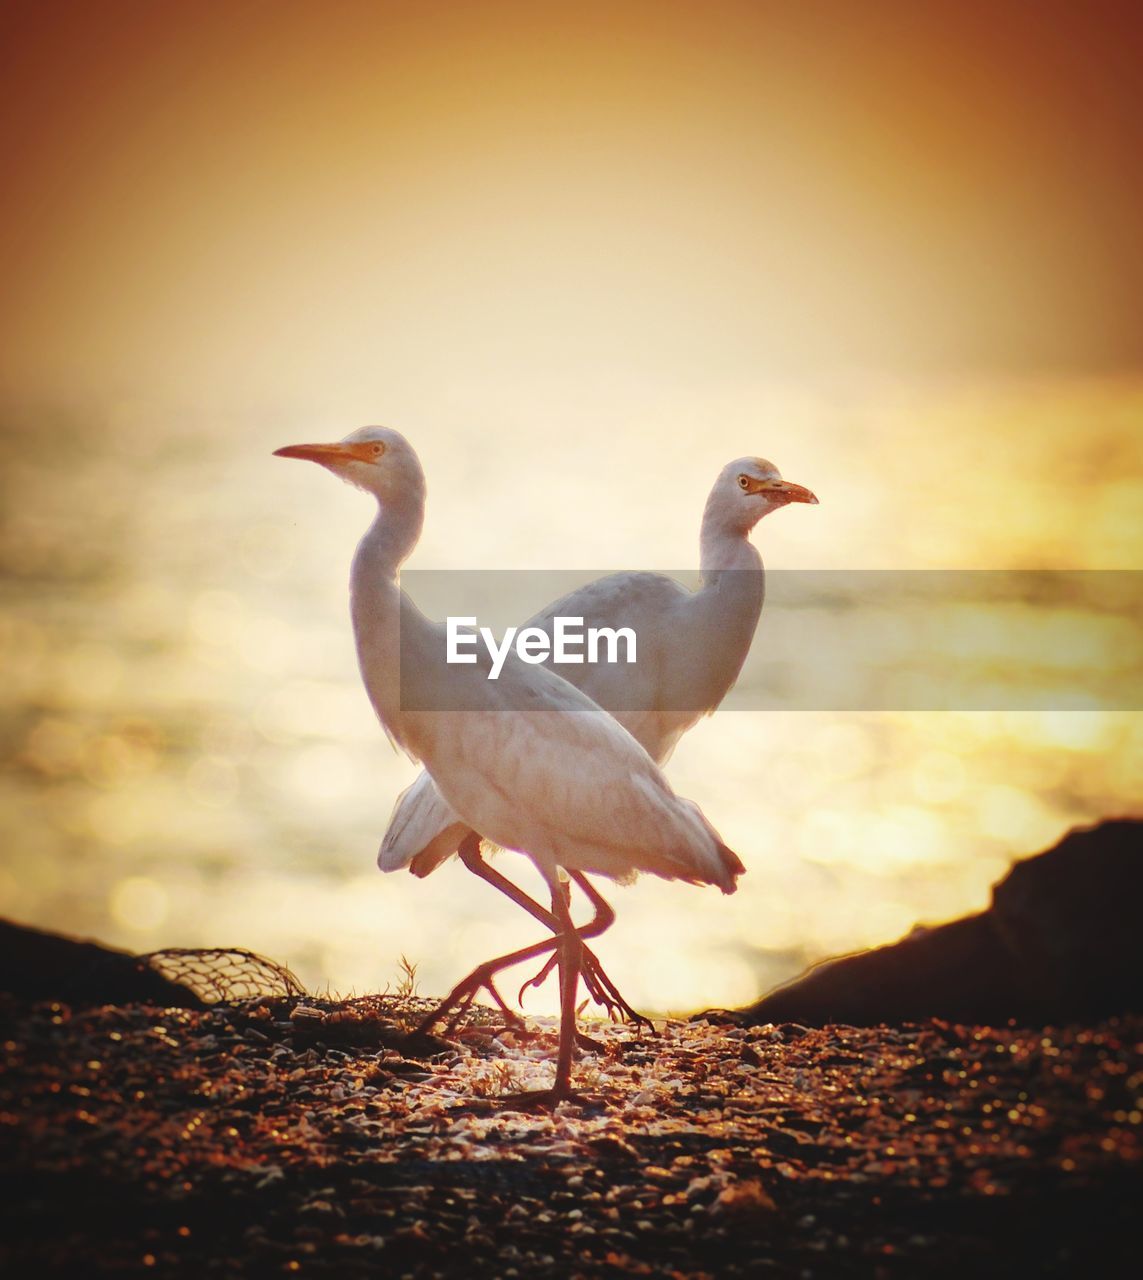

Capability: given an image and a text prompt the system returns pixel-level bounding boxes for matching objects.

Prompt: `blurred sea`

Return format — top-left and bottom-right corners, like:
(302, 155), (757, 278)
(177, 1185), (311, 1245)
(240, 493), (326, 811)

(1, 379), (1140, 1013)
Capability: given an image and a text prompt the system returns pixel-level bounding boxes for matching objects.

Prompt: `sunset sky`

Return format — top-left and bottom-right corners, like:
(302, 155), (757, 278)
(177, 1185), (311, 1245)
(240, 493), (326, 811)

(2, 0), (1142, 415)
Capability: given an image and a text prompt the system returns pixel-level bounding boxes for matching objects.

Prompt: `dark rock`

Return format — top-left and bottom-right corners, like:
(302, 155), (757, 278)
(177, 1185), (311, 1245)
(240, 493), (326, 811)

(729, 818), (1143, 1027)
(0, 918), (203, 1007)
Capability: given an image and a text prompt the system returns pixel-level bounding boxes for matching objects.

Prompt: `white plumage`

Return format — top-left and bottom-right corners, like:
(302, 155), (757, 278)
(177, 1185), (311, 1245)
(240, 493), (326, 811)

(380, 456), (817, 879)
(274, 425), (746, 1099)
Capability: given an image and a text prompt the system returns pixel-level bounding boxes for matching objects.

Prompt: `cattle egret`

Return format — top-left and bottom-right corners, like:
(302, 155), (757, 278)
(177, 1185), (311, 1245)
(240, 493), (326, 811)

(380, 457), (817, 1017)
(274, 426), (744, 1101)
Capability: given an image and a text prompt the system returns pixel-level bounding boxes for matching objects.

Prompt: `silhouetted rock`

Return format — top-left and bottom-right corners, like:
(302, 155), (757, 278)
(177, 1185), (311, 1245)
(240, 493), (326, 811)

(0, 919), (203, 1008)
(728, 818), (1143, 1027)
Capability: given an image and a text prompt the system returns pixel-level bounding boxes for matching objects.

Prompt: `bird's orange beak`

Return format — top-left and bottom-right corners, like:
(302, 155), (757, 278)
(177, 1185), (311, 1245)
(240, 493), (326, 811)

(762, 479), (819, 506)
(273, 441), (377, 466)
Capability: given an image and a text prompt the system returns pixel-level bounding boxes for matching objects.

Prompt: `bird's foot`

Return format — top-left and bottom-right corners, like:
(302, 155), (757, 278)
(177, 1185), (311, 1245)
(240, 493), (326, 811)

(517, 952), (560, 1007)
(582, 957), (656, 1034)
(516, 947), (655, 1034)
(411, 969), (525, 1041)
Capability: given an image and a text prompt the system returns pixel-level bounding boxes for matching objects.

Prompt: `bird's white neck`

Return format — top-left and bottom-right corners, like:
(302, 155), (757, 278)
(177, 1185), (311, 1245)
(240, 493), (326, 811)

(349, 491), (427, 731)
(353, 485), (425, 582)
(699, 503), (764, 587)
(674, 500), (766, 715)
(696, 495), (766, 646)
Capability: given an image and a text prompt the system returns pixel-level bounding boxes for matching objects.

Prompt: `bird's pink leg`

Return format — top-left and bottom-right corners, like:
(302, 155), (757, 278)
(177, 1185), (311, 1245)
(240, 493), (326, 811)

(550, 881), (583, 1099)
(503, 871), (617, 1107)
(411, 932), (566, 1040)
(545, 877), (603, 1050)
(569, 871), (653, 1030)
(457, 839), (649, 1030)
(516, 887), (652, 1030)
(411, 862), (615, 1045)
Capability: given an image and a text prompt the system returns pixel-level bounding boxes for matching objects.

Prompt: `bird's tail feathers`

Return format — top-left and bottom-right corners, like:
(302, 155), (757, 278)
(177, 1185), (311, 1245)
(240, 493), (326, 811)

(674, 795), (745, 893)
(714, 840), (746, 894)
(378, 772), (465, 875)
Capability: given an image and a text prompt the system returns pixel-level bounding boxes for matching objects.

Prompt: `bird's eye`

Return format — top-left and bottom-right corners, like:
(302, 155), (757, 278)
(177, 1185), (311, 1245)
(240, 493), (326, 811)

(737, 475), (750, 490)
(371, 443), (385, 457)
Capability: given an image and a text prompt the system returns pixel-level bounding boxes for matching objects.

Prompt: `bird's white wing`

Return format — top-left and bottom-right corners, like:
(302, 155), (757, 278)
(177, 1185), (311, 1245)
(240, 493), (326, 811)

(378, 571), (707, 870)
(405, 658), (743, 893)
(378, 771), (468, 876)
(525, 570), (688, 636)
(375, 572), (691, 877)
(525, 570), (700, 760)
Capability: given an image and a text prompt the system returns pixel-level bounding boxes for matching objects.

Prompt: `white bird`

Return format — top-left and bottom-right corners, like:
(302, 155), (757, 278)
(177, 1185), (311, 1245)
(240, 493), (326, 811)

(379, 456), (817, 1016)
(274, 426), (744, 1101)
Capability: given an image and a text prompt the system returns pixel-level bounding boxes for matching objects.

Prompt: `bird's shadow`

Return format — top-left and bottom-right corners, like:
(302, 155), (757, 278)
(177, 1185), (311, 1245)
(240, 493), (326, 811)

(444, 1089), (613, 1117)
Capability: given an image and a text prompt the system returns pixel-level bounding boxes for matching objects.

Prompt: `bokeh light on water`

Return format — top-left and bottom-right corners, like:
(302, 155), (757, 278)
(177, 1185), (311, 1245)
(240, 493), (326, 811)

(0, 379), (1139, 1013)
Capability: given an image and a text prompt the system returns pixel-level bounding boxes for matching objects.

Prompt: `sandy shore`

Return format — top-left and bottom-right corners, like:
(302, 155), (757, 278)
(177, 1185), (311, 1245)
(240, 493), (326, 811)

(2, 994), (1139, 1277)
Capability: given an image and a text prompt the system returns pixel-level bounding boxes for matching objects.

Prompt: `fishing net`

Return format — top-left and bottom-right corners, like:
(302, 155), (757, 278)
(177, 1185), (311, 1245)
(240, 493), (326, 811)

(139, 947), (306, 1004)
